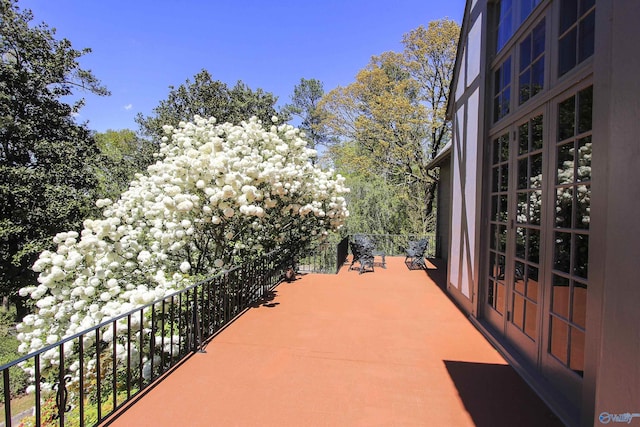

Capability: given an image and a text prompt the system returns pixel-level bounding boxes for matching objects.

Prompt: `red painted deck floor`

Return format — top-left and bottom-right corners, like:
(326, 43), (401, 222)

(104, 257), (563, 427)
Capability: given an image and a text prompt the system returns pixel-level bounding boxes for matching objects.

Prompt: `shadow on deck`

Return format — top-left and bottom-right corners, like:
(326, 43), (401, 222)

(103, 257), (562, 427)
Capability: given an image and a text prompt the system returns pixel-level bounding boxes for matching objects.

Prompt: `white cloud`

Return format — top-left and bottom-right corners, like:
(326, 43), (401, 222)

(123, 104), (133, 110)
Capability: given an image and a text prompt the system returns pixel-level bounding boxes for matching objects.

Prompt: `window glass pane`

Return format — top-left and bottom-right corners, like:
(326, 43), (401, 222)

(577, 137), (592, 182)
(490, 225), (498, 250)
(496, 282), (506, 314)
(488, 279), (496, 305)
(493, 137), (501, 164)
(558, 97), (576, 140)
(513, 294), (525, 328)
(572, 281), (588, 328)
(569, 327), (585, 376)
(520, 72), (530, 105)
(531, 115), (543, 150)
(554, 232), (572, 273)
(557, 142), (574, 185)
(526, 266), (539, 301)
(559, 29), (577, 77)
(498, 227), (507, 252)
(578, 86), (593, 133)
(502, 88), (511, 118)
(530, 154), (543, 188)
(528, 229), (540, 263)
(530, 190), (542, 225)
(516, 227), (526, 259)
(532, 58), (544, 97)
(551, 275), (571, 318)
(500, 164), (510, 191)
(519, 122), (529, 154)
(532, 20), (546, 57)
(491, 195), (499, 220)
(574, 233), (589, 278)
(524, 299), (537, 338)
(550, 316), (569, 363)
(520, 34), (532, 71)
(492, 166), (500, 191)
(499, 134), (510, 162)
(494, 59), (512, 122)
(497, 0), (514, 52)
(575, 184), (590, 229)
(498, 254), (506, 278)
(518, 159), (528, 189)
(499, 194), (509, 222)
(578, 10), (595, 62)
(503, 57), (512, 86)
(514, 261), (525, 293)
(555, 187), (573, 228)
(517, 192), (528, 223)
(490, 251), (498, 277)
(560, 0), (578, 34)
(520, 0), (541, 23)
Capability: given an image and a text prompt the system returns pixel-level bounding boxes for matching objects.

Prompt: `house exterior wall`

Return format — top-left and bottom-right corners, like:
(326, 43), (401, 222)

(436, 158), (451, 261)
(446, 0), (640, 425)
(448, 0), (487, 315)
(589, 0), (640, 422)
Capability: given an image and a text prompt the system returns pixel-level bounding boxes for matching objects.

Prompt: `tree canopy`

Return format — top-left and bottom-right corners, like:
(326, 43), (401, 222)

(93, 129), (156, 200)
(281, 78), (331, 150)
(319, 19), (460, 233)
(135, 70), (280, 141)
(0, 0), (109, 315)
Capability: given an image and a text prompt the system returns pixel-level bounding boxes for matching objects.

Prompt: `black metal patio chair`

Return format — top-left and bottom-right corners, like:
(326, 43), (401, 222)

(349, 235), (375, 274)
(404, 238), (428, 270)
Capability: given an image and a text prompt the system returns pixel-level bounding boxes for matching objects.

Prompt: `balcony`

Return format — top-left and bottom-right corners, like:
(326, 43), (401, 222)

(102, 256), (561, 427)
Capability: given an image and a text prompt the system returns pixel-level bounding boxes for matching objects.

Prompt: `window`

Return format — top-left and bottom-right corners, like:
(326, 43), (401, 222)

(487, 133), (510, 315)
(497, 0), (514, 52)
(493, 57), (512, 122)
(519, 19), (545, 104)
(496, 0), (543, 53)
(558, 0), (596, 76)
(549, 86), (592, 376)
(520, 0), (542, 23)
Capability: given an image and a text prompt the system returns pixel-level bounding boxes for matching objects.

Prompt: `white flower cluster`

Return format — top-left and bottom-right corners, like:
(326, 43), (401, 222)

(16, 116), (349, 384)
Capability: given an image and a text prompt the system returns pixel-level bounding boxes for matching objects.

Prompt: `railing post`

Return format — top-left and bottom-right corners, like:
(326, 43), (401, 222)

(192, 302), (205, 353)
(3, 369), (11, 427)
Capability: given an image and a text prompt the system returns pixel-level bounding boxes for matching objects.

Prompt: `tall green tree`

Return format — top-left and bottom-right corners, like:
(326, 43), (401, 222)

(0, 0), (109, 318)
(319, 19), (460, 233)
(282, 78), (331, 150)
(136, 70), (279, 141)
(93, 129), (156, 200)
(329, 141), (413, 234)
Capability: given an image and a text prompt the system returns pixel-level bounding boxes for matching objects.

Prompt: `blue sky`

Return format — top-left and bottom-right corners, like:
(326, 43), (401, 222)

(20, 0), (466, 133)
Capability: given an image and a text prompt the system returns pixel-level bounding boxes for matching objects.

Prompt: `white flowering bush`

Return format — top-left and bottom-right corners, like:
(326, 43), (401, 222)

(15, 116), (349, 390)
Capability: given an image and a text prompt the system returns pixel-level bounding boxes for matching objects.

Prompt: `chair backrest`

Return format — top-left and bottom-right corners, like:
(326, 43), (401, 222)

(407, 239), (428, 257)
(352, 235), (374, 258)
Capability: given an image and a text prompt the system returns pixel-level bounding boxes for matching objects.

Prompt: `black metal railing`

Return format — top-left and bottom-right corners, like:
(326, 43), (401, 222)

(0, 250), (290, 427)
(296, 236), (349, 274)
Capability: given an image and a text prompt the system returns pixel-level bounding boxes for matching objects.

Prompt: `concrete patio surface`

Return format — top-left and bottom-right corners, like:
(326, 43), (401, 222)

(104, 257), (563, 427)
